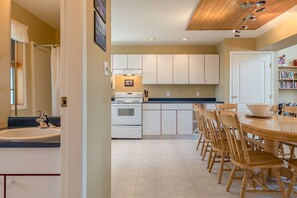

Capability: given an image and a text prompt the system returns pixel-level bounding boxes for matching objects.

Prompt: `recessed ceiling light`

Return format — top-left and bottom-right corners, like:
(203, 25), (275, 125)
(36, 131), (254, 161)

(241, 25), (248, 30)
(148, 37), (156, 41)
(182, 37), (189, 41)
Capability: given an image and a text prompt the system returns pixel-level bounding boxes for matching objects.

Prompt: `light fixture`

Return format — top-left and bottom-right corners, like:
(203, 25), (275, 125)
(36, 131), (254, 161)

(182, 37), (189, 41)
(124, 74), (134, 76)
(241, 25), (248, 30)
(256, 7), (266, 13)
(249, 15), (257, 21)
(256, 0), (266, 7)
(233, 1), (266, 37)
(148, 37), (156, 41)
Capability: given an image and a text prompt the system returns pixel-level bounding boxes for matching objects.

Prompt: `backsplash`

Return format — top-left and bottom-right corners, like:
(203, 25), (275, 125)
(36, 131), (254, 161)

(112, 76), (216, 98)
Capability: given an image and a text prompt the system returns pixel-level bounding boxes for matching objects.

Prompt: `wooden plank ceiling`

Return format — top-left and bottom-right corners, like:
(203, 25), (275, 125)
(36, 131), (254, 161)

(187, 0), (297, 30)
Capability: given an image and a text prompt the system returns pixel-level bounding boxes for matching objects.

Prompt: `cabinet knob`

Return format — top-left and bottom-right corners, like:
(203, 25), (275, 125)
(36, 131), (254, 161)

(232, 96), (238, 99)
(7, 180), (15, 187)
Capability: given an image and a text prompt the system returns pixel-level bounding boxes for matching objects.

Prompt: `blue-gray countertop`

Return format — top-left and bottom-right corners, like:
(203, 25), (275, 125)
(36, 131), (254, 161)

(142, 98), (224, 104)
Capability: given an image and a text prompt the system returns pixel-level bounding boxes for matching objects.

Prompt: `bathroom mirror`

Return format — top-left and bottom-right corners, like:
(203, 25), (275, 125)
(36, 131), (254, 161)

(10, 0), (60, 117)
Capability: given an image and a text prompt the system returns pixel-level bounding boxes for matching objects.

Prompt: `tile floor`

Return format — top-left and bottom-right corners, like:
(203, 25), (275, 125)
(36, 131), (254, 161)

(112, 139), (296, 198)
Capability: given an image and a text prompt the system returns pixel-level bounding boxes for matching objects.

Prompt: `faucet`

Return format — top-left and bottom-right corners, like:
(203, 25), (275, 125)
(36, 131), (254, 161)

(36, 111), (51, 128)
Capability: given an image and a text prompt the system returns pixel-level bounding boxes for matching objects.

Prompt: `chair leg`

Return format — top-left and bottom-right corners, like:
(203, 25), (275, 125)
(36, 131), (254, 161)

(289, 145), (295, 160)
(208, 150), (216, 172)
(207, 148), (213, 169)
(287, 169), (297, 198)
(196, 133), (203, 151)
(200, 139), (205, 156)
(275, 168), (286, 198)
(226, 166), (238, 192)
(202, 142), (209, 161)
(218, 153), (225, 184)
(240, 169), (248, 198)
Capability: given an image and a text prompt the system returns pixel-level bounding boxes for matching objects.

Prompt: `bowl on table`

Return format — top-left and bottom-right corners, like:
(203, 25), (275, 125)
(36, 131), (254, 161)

(246, 104), (273, 117)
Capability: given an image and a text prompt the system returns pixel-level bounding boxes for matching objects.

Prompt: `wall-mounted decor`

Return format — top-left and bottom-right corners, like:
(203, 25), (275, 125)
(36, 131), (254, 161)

(94, 11), (106, 51)
(94, 0), (106, 23)
(124, 79), (134, 87)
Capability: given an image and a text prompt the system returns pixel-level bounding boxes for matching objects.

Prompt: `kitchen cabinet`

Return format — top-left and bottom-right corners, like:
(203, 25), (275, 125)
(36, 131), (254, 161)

(6, 176), (60, 198)
(189, 54), (205, 84)
(157, 55), (173, 84)
(112, 54), (127, 70)
(161, 110), (177, 135)
(143, 104), (161, 135)
(127, 54), (142, 69)
(142, 54), (157, 84)
(112, 54), (142, 70)
(173, 54), (189, 84)
(177, 110), (193, 135)
(205, 54), (220, 84)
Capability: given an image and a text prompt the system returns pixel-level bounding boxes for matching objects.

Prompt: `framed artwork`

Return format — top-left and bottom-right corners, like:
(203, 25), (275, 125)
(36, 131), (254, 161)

(124, 79), (134, 87)
(94, 0), (106, 23)
(94, 11), (106, 51)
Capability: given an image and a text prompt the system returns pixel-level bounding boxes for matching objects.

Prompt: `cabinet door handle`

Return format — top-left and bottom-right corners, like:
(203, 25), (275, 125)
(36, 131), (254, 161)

(7, 180), (15, 186)
(232, 96), (238, 99)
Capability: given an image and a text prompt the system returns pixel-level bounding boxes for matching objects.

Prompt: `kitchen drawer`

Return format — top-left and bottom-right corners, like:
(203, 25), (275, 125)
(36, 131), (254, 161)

(143, 103), (161, 110)
(161, 103), (193, 110)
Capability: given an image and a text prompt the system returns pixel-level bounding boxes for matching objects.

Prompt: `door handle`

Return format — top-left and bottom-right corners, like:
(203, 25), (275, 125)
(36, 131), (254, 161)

(232, 96), (237, 99)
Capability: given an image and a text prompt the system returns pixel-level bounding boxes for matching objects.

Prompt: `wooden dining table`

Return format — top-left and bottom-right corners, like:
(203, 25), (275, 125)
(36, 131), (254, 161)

(238, 112), (297, 177)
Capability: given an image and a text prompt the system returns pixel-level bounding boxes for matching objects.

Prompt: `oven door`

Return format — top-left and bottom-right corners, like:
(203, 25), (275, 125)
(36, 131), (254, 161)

(111, 104), (142, 125)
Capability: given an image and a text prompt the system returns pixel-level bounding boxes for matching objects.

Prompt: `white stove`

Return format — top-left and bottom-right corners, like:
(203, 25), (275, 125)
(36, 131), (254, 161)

(111, 92), (143, 139)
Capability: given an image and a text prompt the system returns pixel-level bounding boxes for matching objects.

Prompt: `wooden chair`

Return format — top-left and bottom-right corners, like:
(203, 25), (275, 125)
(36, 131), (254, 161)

(219, 113), (286, 198)
(193, 104), (205, 153)
(280, 106), (297, 160)
(204, 110), (231, 184)
(194, 105), (213, 168)
(268, 105), (278, 115)
(287, 159), (297, 197)
(216, 103), (238, 113)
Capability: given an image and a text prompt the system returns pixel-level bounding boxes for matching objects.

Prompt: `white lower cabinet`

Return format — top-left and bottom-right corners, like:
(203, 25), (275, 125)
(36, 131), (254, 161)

(6, 176), (60, 198)
(162, 110), (177, 135)
(0, 176), (3, 198)
(143, 110), (161, 135)
(177, 110), (193, 134)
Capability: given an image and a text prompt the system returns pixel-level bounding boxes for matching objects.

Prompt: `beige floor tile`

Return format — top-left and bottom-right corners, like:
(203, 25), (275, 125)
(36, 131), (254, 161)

(135, 185), (156, 194)
(155, 184), (176, 194)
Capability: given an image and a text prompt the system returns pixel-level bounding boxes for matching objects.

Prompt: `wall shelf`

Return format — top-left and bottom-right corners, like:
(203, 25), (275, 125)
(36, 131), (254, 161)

(278, 66), (297, 69)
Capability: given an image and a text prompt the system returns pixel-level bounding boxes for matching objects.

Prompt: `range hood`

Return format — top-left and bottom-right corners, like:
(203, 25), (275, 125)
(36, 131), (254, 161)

(112, 69), (142, 76)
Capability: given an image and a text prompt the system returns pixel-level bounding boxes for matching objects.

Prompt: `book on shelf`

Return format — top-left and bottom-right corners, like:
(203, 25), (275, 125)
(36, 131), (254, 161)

(279, 81), (297, 89)
(279, 71), (297, 80)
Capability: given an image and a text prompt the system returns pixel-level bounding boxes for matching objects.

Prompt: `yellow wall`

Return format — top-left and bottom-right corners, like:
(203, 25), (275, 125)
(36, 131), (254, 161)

(86, 0), (111, 197)
(256, 11), (297, 51)
(111, 45), (218, 99)
(215, 38), (257, 102)
(11, 2), (58, 116)
(0, 0), (11, 127)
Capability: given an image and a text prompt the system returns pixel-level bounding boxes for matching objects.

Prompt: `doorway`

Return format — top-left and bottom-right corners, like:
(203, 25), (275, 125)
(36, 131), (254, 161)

(230, 52), (274, 110)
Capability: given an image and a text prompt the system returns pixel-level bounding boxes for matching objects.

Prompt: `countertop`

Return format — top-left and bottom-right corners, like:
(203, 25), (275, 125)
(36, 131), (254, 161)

(142, 98), (224, 104)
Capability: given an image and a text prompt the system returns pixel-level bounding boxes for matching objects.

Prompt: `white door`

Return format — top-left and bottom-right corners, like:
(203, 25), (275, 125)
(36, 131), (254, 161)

(157, 55), (173, 84)
(173, 54), (188, 84)
(231, 53), (272, 110)
(142, 54), (157, 84)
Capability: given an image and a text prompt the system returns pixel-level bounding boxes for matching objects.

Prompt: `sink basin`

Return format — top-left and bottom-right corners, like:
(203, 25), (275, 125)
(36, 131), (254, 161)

(0, 127), (61, 142)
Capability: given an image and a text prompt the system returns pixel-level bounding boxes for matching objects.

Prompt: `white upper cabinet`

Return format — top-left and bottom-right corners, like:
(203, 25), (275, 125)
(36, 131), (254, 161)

(173, 54), (189, 84)
(205, 54), (220, 84)
(112, 54), (127, 69)
(157, 54), (173, 84)
(142, 54), (157, 84)
(189, 54), (205, 84)
(127, 54), (142, 69)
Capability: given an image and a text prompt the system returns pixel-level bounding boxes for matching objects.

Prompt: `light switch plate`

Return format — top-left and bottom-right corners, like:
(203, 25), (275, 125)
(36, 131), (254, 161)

(104, 61), (109, 76)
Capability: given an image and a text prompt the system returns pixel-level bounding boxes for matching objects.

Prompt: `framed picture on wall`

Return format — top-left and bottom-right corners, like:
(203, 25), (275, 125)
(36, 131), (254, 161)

(124, 79), (134, 87)
(94, 0), (106, 23)
(94, 11), (106, 51)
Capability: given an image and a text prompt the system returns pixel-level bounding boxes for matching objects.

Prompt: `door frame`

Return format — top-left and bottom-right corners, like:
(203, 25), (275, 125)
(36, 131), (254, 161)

(229, 51), (275, 104)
